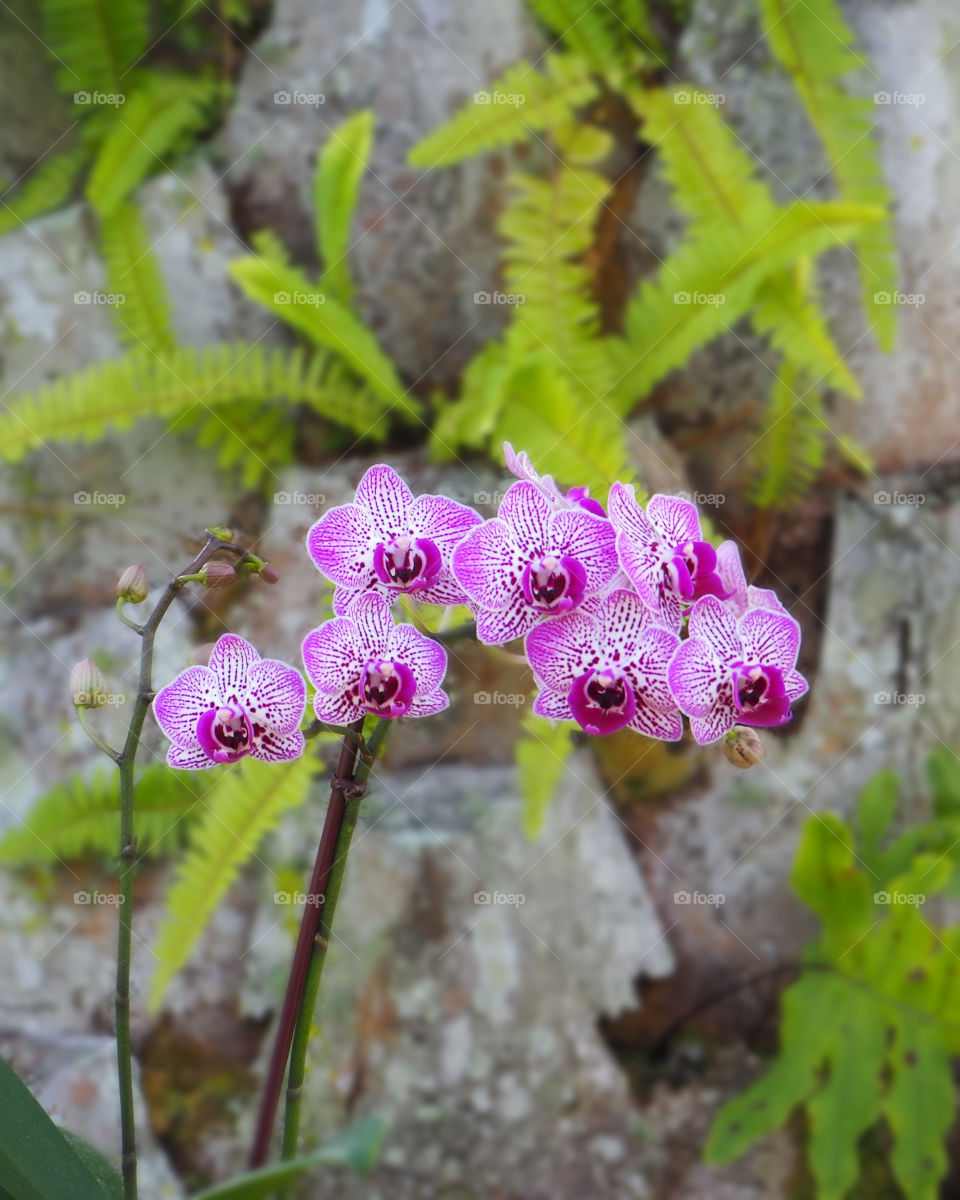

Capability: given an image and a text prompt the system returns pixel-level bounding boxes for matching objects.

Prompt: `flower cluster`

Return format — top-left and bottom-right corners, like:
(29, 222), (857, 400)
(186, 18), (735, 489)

(152, 455), (806, 767)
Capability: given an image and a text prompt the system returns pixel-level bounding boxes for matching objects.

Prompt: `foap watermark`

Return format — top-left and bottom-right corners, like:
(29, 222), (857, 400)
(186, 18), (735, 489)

(675, 90), (725, 106)
(474, 91), (525, 107)
(674, 889), (725, 906)
(273, 290), (325, 307)
(74, 490), (126, 507)
(674, 490), (726, 508)
(74, 290), (126, 307)
(474, 690), (526, 707)
(874, 91), (925, 107)
(874, 890), (925, 906)
(274, 490), (326, 507)
(474, 290), (525, 306)
(74, 90), (125, 107)
(274, 90), (325, 107)
(473, 490), (510, 507)
(874, 490), (925, 507)
(874, 691), (925, 707)
(273, 890), (325, 906)
(674, 290), (725, 307)
(474, 890), (525, 906)
(75, 890), (124, 906)
(873, 290), (925, 307)
(74, 689), (126, 708)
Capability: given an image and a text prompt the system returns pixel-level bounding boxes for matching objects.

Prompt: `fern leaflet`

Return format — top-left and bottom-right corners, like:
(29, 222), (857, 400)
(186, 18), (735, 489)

(0, 146), (90, 237)
(747, 362), (827, 508)
(41, 0), (149, 95)
(98, 199), (176, 352)
(314, 110), (375, 304)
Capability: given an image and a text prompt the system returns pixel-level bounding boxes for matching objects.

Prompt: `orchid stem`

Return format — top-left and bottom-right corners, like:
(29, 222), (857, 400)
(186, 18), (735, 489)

(248, 717), (391, 1170)
(77, 707), (121, 762)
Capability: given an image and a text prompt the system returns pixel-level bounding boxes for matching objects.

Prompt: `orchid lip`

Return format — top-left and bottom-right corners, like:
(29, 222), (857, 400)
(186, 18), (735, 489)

(196, 701), (254, 764)
(568, 668), (637, 736)
(360, 656), (417, 717)
(373, 535), (442, 591)
(520, 553), (587, 612)
(731, 662), (792, 727)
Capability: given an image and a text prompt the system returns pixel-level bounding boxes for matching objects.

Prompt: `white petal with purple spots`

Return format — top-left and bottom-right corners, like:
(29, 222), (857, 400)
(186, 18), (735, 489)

(355, 464), (413, 537)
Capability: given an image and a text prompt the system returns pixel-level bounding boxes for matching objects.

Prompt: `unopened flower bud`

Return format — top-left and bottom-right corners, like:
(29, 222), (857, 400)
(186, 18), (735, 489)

(260, 564), (280, 584)
(722, 725), (765, 769)
(207, 526), (236, 542)
(71, 659), (108, 709)
(116, 564), (148, 603)
(199, 562), (236, 588)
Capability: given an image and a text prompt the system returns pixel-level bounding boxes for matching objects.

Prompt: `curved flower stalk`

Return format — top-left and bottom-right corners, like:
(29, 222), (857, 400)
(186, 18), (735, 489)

(452, 480), (619, 644)
(669, 596), (808, 744)
(153, 634), (306, 768)
(306, 463), (482, 614)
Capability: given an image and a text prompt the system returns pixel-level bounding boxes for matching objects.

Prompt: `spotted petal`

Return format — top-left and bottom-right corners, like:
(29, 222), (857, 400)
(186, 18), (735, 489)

(690, 698), (738, 745)
(739, 608), (801, 673)
(355, 464), (413, 537)
(647, 494), (702, 546)
(716, 541), (749, 616)
(550, 509), (618, 594)
(408, 493), (482, 557)
(405, 689), (450, 718)
(251, 728), (306, 763)
(474, 597), (540, 646)
(525, 610), (596, 690)
(630, 703), (684, 742)
(153, 665), (218, 748)
(209, 634), (260, 697)
(452, 519), (519, 611)
(242, 658), (306, 735)
(167, 742), (217, 770)
(313, 688), (361, 725)
(390, 623), (448, 696)
(532, 688), (574, 721)
(497, 482), (552, 555)
(668, 636), (725, 719)
(301, 619), (361, 694)
(348, 592), (395, 654)
(307, 503), (377, 588)
(687, 596), (741, 665)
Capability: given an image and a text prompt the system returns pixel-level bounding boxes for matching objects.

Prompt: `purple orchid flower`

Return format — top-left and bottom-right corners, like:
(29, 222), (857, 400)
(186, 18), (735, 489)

(301, 592), (448, 722)
(525, 590), (683, 739)
(153, 634), (306, 769)
(668, 595), (808, 744)
(452, 480), (619, 645)
(715, 541), (786, 619)
(503, 443), (606, 516)
(608, 485), (730, 630)
(307, 464), (482, 615)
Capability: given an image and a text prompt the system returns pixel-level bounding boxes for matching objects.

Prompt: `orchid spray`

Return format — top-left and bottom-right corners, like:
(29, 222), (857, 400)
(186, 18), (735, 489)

(71, 451), (806, 1197)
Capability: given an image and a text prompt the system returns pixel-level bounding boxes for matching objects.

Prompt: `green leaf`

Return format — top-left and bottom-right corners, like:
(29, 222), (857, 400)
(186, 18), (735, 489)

(0, 765), (202, 866)
(97, 199), (177, 352)
(884, 1014), (953, 1200)
(228, 254), (418, 421)
(87, 73), (219, 216)
(190, 1117), (387, 1200)
(314, 110), (375, 303)
(515, 713), (574, 839)
(58, 1132), (123, 1200)
(150, 754), (316, 1009)
(789, 811), (874, 948)
(0, 1057), (119, 1200)
(408, 53), (598, 167)
(0, 146), (90, 237)
(41, 0), (148, 96)
(856, 768), (899, 862)
(925, 747), (960, 817)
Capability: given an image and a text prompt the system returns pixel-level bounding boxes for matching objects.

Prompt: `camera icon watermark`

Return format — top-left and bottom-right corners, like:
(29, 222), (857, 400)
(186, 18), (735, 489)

(273, 490), (326, 507)
(673, 489), (726, 508)
(473, 890), (526, 906)
(474, 691), (526, 707)
(472, 490), (508, 507)
(873, 490), (925, 507)
(673, 889), (726, 906)
(874, 890), (925, 906)
(273, 290), (325, 307)
(873, 290), (925, 307)
(274, 90), (325, 107)
(674, 90), (725, 107)
(74, 90), (125, 107)
(273, 890), (325, 906)
(873, 691), (925, 707)
(473, 91), (525, 107)
(74, 490), (126, 507)
(874, 91), (925, 107)
(74, 890), (125, 906)
(74, 290), (126, 307)
(674, 290), (726, 307)
(473, 290), (526, 306)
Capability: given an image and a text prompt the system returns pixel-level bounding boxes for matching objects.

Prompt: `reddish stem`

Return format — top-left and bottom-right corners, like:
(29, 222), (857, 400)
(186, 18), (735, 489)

(248, 717), (366, 1167)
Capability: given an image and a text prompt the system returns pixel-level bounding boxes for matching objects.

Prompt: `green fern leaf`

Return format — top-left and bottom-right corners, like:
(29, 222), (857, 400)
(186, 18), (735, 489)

(41, 0), (149, 95)
(516, 713), (574, 838)
(747, 365), (828, 508)
(613, 200), (882, 410)
(190, 403), (297, 488)
(228, 253), (418, 420)
(0, 765), (201, 865)
(149, 753), (316, 1009)
(525, 0), (648, 74)
(885, 1012), (955, 1200)
(86, 72), (219, 216)
(314, 110), (375, 304)
(97, 199), (176, 352)
(0, 342), (391, 463)
(0, 146), (90, 237)
(408, 53), (598, 167)
(759, 0), (898, 349)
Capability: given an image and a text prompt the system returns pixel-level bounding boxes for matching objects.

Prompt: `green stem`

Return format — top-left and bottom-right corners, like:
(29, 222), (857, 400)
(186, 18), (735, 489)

(77, 707), (121, 761)
(279, 718), (392, 1167)
(111, 534), (248, 1200)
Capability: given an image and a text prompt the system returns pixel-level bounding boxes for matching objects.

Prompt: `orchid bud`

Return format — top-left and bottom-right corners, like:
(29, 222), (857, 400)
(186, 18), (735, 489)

(207, 526), (236, 542)
(260, 564), (280, 584)
(722, 725), (765, 769)
(116, 564), (148, 604)
(71, 659), (108, 709)
(198, 562), (236, 588)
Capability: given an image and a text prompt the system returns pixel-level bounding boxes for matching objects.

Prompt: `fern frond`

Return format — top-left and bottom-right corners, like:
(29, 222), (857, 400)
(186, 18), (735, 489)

(408, 53), (598, 167)
(525, 0), (646, 74)
(86, 72), (219, 216)
(747, 364), (827, 507)
(759, 0), (898, 349)
(613, 200), (882, 410)
(0, 146), (90, 237)
(149, 754), (316, 1009)
(0, 765), (201, 865)
(314, 110), (375, 304)
(97, 200), (176, 352)
(228, 251), (418, 420)
(631, 86), (860, 397)
(190, 403), (297, 488)
(41, 0), (149, 95)
(0, 342), (392, 463)
(516, 713), (574, 838)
